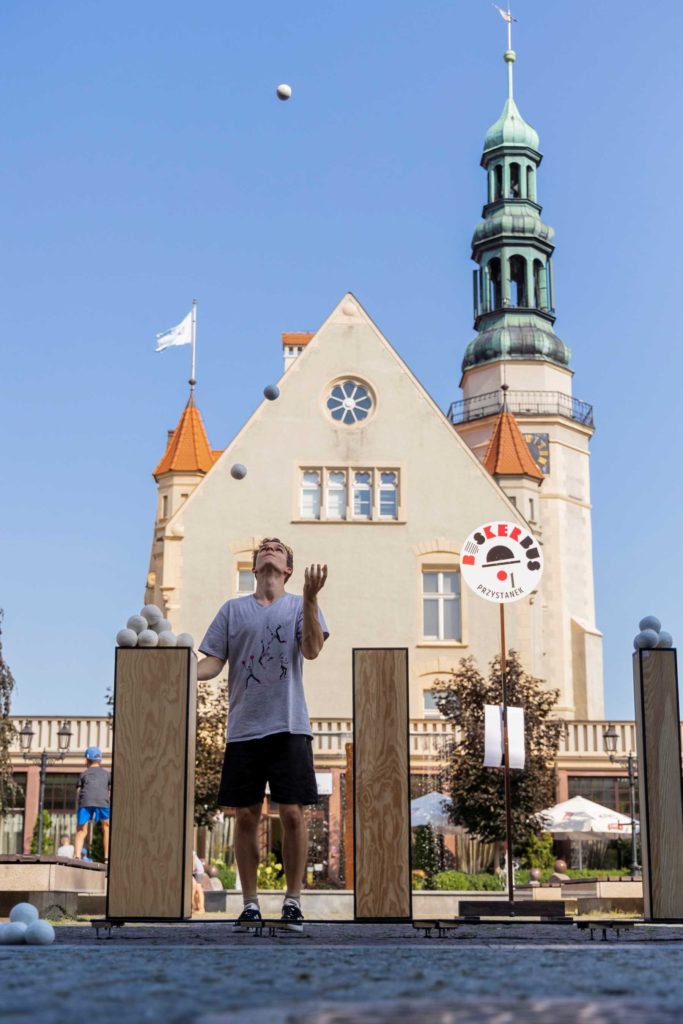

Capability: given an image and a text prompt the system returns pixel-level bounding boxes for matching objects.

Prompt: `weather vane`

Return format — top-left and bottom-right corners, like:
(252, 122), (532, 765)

(493, 3), (517, 51)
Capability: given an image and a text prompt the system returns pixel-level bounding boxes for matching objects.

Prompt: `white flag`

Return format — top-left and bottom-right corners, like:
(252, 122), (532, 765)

(493, 3), (517, 23)
(156, 311), (192, 352)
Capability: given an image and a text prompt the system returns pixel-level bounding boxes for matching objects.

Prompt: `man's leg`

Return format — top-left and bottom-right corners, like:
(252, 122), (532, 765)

(278, 803), (307, 897)
(74, 822), (89, 859)
(234, 803), (263, 902)
(102, 819), (110, 860)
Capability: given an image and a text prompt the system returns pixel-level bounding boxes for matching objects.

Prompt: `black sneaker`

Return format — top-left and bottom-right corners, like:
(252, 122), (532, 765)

(233, 903), (263, 932)
(280, 900), (304, 932)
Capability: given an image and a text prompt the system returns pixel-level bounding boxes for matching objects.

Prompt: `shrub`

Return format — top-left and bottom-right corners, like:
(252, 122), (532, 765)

(432, 871), (505, 891)
(520, 832), (555, 871)
(210, 859), (237, 889)
(257, 852), (286, 889)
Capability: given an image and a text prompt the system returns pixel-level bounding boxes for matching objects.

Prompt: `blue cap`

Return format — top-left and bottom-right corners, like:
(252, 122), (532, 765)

(85, 746), (102, 761)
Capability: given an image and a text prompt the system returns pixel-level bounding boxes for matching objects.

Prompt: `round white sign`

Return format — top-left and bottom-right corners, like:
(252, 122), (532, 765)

(461, 521), (543, 604)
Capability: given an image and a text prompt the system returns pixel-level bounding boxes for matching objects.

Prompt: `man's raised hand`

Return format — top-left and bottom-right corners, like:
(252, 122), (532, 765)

(304, 564), (328, 599)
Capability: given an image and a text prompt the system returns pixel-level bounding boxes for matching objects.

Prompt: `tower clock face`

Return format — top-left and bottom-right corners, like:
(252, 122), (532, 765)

(523, 433), (550, 474)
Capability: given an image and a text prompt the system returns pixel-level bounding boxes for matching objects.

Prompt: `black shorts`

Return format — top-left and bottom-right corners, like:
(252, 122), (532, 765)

(218, 731), (318, 807)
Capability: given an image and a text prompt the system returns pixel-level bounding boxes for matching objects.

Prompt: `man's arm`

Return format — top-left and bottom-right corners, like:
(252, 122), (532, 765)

(197, 655), (226, 681)
(301, 564), (328, 660)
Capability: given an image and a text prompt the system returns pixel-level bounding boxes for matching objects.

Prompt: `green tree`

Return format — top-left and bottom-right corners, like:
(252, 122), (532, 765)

(0, 610), (21, 817)
(194, 680), (228, 828)
(412, 824), (442, 886)
(89, 821), (105, 862)
(436, 651), (562, 855)
(30, 811), (55, 854)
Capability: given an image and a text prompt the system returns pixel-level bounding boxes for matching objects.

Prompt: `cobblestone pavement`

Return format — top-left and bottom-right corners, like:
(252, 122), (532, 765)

(1, 923), (682, 1024)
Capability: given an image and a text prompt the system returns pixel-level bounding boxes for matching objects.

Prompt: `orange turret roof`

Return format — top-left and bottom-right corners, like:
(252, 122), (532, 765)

(483, 410), (544, 482)
(153, 392), (221, 478)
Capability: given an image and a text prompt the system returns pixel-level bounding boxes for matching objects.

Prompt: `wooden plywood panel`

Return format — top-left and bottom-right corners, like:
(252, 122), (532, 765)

(634, 649), (683, 921)
(107, 648), (196, 921)
(353, 648), (411, 921)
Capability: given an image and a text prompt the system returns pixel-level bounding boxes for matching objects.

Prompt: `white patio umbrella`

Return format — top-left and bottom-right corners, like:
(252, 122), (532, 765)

(539, 795), (637, 869)
(410, 792), (458, 834)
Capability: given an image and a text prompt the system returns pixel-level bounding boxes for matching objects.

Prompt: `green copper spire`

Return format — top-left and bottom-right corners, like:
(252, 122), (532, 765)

(462, 41), (570, 373)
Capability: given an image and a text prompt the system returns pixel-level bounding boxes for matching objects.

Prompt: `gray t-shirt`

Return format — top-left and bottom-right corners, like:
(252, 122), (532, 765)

(77, 766), (111, 808)
(199, 593), (329, 743)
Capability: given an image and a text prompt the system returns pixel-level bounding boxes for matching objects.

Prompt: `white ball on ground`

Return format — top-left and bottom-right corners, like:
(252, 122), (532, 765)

(635, 629), (659, 649)
(25, 920), (56, 945)
(151, 618), (172, 635)
(140, 604), (163, 626)
(176, 633), (194, 648)
(230, 463), (247, 480)
(9, 902), (39, 925)
(157, 631), (177, 647)
(276, 83), (292, 100)
(0, 922), (27, 944)
(639, 615), (661, 633)
(116, 628), (138, 648)
(126, 615), (148, 634)
(657, 631), (673, 648)
(263, 384), (280, 401)
(137, 630), (159, 648)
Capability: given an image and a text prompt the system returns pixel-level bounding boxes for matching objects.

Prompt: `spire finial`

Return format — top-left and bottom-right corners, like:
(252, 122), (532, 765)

(493, 4), (518, 99)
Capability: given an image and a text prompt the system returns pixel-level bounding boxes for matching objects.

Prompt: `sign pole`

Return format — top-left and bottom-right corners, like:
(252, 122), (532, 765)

(500, 603), (514, 906)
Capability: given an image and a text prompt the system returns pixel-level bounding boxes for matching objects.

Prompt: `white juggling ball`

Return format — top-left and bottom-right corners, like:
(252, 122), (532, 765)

(9, 902), (39, 925)
(157, 631), (177, 647)
(635, 629), (659, 649)
(0, 922), (27, 944)
(276, 83), (292, 100)
(639, 615), (661, 633)
(25, 920), (56, 945)
(137, 630), (159, 648)
(230, 464), (247, 480)
(116, 629), (138, 648)
(126, 615), (148, 634)
(176, 633), (194, 648)
(151, 618), (172, 635)
(140, 604), (163, 626)
(657, 631), (673, 648)
(263, 384), (280, 401)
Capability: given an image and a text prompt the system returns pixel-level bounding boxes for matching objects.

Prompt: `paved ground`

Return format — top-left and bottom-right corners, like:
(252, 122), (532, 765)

(2, 922), (683, 1023)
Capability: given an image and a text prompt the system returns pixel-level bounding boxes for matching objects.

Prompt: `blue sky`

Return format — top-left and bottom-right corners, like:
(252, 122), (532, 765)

(1, 1), (681, 718)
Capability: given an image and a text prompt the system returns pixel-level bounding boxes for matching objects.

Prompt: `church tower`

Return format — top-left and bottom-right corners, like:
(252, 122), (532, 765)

(452, 43), (604, 719)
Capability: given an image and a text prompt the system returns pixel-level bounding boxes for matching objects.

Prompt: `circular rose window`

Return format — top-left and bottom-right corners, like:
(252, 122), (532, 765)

(326, 379), (374, 425)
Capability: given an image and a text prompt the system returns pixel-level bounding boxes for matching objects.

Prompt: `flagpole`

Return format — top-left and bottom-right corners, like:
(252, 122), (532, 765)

(507, 4), (513, 50)
(190, 298), (197, 390)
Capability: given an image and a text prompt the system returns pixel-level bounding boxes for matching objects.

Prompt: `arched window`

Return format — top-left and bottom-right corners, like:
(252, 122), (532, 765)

(494, 165), (503, 200)
(509, 255), (528, 307)
(533, 259), (546, 309)
(488, 258), (502, 309)
(526, 166), (535, 201)
(509, 163), (521, 199)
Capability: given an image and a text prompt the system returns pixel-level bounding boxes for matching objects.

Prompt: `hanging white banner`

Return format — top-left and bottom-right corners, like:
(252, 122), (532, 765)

(484, 704), (525, 770)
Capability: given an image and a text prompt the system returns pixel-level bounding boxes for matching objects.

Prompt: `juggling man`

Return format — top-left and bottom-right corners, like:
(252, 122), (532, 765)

(197, 538), (329, 932)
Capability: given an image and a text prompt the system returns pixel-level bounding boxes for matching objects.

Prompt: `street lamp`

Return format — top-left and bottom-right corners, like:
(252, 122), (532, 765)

(602, 723), (639, 875)
(21, 720), (73, 855)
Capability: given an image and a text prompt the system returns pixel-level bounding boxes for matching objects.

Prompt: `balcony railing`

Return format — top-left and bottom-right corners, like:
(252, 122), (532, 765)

(9, 717), (676, 763)
(448, 390), (594, 428)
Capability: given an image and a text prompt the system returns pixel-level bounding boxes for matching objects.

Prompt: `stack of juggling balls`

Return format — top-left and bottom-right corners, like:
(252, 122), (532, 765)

(116, 604), (194, 649)
(0, 902), (55, 945)
(633, 616), (673, 650)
